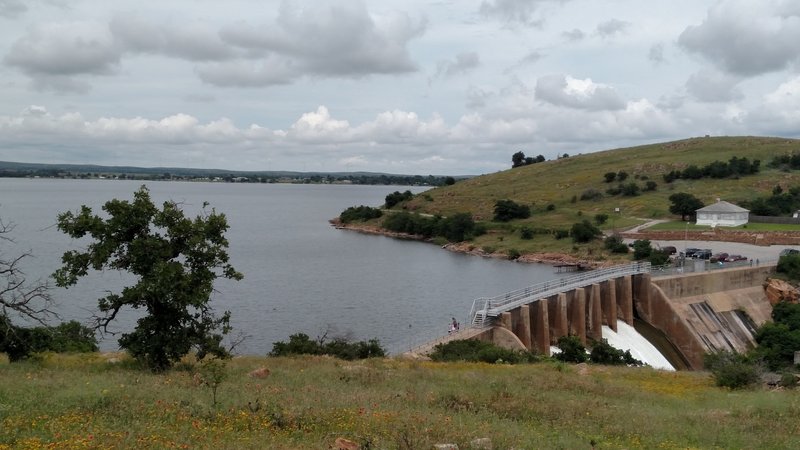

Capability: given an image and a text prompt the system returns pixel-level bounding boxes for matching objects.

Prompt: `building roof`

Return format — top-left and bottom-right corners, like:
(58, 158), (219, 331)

(696, 200), (749, 213)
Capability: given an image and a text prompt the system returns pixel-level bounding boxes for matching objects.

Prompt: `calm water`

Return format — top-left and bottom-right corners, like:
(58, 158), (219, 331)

(0, 179), (556, 354)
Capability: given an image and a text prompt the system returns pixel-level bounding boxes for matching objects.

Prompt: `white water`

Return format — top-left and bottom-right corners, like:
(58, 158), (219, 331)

(602, 322), (675, 371)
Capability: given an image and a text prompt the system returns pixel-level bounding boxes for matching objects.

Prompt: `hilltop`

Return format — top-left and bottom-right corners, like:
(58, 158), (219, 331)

(351, 136), (800, 265)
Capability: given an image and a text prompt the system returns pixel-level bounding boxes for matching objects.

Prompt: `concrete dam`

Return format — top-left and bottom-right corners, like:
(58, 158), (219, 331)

(424, 262), (777, 370)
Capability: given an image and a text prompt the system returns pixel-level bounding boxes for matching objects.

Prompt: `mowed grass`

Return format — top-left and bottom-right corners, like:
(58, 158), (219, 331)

(2, 353), (800, 449)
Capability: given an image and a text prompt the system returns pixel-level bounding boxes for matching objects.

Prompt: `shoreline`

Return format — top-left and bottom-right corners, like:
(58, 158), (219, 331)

(330, 219), (606, 269)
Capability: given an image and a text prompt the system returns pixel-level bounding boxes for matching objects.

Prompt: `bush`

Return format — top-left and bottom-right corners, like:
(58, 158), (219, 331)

(429, 339), (538, 364)
(704, 351), (761, 389)
(339, 205), (383, 223)
(589, 339), (642, 366)
(493, 199), (531, 222)
(555, 335), (587, 363)
(620, 182), (640, 196)
(506, 249), (521, 260)
(644, 180), (658, 191)
(0, 317), (98, 362)
(777, 254), (800, 281)
(631, 239), (653, 260)
(594, 213), (609, 225)
(554, 229), (569, 240)
(519, 226), (534, 240)
(570, 220), (601, 243)
(269, 333), (385, 360)
(603, 172), (617, 183)
(580, 189), (603, 201)
(385, 190), (414, 208)
(604, 234), (629, 254)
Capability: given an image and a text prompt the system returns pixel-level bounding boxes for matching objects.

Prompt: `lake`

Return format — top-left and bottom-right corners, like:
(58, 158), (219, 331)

(0, 178), (557, 355)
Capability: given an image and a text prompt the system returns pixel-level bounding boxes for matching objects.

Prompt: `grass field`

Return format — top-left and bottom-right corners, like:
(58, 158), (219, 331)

(2, 353), (799, 449)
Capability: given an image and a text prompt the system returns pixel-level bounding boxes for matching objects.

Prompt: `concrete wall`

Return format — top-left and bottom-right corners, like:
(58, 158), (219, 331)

(477, 265), (776, 370)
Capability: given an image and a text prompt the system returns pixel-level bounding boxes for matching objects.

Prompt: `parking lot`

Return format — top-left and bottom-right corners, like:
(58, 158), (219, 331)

(623, 239), (800, 264)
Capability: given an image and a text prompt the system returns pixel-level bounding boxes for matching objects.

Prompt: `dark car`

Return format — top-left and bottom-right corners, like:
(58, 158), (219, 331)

(726, 254), (747, 262)
(694, 249), (712, 259)
(661, 246), (677, 255)
(712, 252), (729, 262)
(780, 248), (800, 256)
(685, 248), (701, 258)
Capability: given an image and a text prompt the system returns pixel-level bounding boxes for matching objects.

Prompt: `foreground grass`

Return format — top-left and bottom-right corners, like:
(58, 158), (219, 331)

(1, 354), (799, 449)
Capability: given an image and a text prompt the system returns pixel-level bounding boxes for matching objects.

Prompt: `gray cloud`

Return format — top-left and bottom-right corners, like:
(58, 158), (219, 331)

(5, 23), (119, 76)
(0, 0), (26, 18)
(562, 28), (585, 41)
(679, 0), (800, 76)
(211, 1), (424, 86)
(436, 52), (480, 78)
(685, 70), (743, 103)
(479, 0), (570, 27)
(648, 43), (665, 64)
(110, 15), (235, 61)
(595, 19), (630, 38)
(535, 74), (625, 110)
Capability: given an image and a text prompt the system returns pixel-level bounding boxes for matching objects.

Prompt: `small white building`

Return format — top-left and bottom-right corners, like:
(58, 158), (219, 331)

(695, 200), (749, 227)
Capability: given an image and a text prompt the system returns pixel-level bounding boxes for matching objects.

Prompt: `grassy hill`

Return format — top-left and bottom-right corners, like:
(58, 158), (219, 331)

(2, 353), (798, 449)
(391, 136), (800, 262)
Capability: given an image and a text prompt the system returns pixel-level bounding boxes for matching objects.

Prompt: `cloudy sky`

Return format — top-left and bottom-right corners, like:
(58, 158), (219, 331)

(0, 0), (799, 175)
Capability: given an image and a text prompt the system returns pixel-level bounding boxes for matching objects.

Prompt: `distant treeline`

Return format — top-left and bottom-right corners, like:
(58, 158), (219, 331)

(0, 163), (467, 186)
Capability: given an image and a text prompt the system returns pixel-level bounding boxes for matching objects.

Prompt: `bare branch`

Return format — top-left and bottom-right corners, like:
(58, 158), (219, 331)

(1, 225), (57, 325)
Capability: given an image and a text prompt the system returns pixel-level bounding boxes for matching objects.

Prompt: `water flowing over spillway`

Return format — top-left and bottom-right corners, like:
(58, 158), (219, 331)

(602, 322), (675, 371)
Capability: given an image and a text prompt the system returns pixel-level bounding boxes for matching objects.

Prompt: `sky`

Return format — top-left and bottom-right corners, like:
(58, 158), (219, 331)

(0, 0), (799, 175)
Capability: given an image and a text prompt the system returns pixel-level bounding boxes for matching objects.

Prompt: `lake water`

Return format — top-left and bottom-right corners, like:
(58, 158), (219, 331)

(0, 179), (557, 355)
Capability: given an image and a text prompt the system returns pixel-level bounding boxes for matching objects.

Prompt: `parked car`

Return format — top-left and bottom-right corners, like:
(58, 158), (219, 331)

(712, 252), (728, 260)
(685, 248), (701, 258)
(694, 249), (712, 259)
(661, 246), (677, 255)
(725, 254), (747, 262)
(780, 248), (800, 256)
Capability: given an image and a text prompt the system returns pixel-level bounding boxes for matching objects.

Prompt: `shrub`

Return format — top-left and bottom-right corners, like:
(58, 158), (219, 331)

(546, 204), (556, 211)
(570, 220), (601, 243)
(555, 335), (587, 363)
(519, 226), (534, 240)
(631, 239), (653, 260)
(553, 229), (569, 240)
(385, 190), (414, 208)
(269, 333), (385, 360)
(0, 317), (98, 362)
(604, 234), (629, 254)
(430, 339), (537, 364)
(594, 213), (609, 225)
(603, 172), (617, 183)
(704, 351), (761, 389)
(339, 205), (383, 223)
(777, 254), (800, 281)
(580, 189), (603, 201)
(617, 171), (629, 181)
(493, 199), (531, 222)
(589, 339), (643, 366)
(605, 186), (621, 196)
(644, 180), (658, 191)
(620, 182), (640, 196)
(506, 249), (521, 260)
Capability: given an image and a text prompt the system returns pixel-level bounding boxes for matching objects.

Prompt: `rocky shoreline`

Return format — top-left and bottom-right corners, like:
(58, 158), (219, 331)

(330, 219), (606, 269)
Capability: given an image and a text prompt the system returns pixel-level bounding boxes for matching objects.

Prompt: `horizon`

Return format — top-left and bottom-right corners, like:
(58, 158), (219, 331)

(1, 1), (799, 175)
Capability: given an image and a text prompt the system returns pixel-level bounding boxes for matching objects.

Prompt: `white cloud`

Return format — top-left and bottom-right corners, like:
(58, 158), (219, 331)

(535, 74), (626, 111)
(479, 0), (571, 27)
(110, 14), (235, 61)
(435, 52), (480, 79)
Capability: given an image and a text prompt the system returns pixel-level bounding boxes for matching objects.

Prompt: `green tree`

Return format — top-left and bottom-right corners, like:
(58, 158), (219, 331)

(53, 186), (243, 371)
(668, 193), (705, 221)
(511, 151), (526, 168)
(570, 220), (601, 243)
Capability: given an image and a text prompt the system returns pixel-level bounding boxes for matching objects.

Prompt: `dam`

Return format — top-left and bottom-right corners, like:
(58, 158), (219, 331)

(410, 261), (777, 370)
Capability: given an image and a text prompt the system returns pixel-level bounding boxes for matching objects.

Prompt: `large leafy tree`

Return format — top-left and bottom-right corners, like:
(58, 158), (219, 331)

(53, 186), (243, 371)
(668, 193), (704, 221)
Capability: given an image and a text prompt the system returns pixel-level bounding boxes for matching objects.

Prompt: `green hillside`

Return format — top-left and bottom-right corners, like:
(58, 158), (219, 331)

(393, 136), (800, 261)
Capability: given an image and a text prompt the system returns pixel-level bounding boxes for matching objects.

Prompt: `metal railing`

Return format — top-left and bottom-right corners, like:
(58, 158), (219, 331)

(649, 257), (778, 278)
(469, 262), (652, 326)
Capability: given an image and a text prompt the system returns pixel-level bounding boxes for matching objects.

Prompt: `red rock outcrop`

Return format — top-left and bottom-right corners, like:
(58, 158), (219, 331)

(763, 278), (799, 305)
